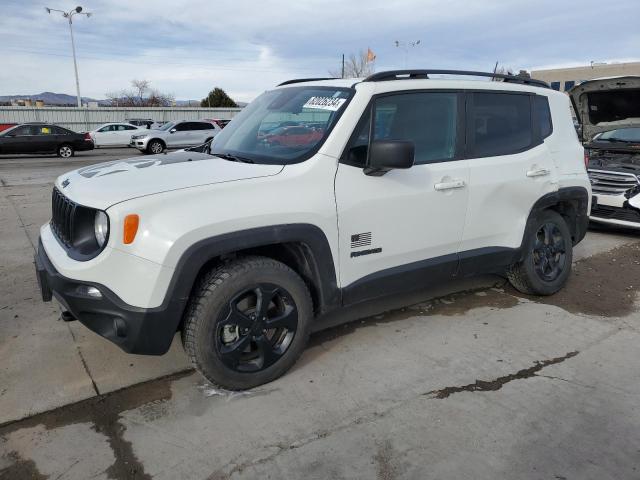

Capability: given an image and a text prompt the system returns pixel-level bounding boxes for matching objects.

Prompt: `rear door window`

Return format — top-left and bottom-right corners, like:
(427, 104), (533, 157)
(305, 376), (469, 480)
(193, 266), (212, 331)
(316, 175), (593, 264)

(51, 126), (70, 135)
(468, 92), (533, 157)
(193, 122), (214, 130)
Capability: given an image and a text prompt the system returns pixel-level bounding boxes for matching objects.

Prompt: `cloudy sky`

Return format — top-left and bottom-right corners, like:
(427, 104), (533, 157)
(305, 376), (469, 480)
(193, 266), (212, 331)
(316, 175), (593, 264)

(1, 0), (638, 102)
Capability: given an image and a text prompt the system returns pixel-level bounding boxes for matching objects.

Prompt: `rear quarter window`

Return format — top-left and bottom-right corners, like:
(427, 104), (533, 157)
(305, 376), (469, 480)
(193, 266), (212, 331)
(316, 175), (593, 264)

(468, 92), (533, 158)
(533, 95), (553, 139)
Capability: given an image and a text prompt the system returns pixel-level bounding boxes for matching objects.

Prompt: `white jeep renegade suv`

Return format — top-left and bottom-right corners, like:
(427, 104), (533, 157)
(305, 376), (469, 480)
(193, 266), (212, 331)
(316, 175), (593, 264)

(35, 70), (591, 389)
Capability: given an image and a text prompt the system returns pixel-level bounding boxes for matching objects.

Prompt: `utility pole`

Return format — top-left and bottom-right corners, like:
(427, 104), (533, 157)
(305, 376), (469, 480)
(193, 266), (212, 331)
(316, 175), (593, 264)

(341, 54), (345, 79)
(46, 6), (92, 108)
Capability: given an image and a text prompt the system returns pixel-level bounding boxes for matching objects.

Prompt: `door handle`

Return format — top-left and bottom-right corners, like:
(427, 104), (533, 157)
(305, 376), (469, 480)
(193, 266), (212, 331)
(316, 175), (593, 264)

(526, 168), (550, 178)
(434, 179), (466, 191)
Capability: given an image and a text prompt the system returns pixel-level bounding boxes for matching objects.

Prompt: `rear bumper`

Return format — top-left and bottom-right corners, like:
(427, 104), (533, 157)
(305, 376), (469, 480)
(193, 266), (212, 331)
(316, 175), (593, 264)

(77, 140), (95, 151)
(34, 237), (185, 355)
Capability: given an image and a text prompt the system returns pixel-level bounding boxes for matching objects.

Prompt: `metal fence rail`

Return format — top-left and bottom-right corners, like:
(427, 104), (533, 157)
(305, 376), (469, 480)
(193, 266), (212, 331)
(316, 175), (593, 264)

(0, 107), (242, 132)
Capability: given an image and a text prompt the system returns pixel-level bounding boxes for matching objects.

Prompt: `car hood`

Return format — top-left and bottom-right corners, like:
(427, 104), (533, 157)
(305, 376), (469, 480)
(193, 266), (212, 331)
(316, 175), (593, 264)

(55, 150), (284, 210)
(570, 76), (640, 142)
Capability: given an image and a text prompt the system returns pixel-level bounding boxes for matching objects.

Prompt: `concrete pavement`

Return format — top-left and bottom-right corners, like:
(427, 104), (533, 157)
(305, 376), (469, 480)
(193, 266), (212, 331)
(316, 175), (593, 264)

(0, 149), (191, 426)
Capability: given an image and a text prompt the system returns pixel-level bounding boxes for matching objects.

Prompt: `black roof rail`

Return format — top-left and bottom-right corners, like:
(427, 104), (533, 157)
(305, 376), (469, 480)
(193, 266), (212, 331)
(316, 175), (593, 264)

(363, 70), (550, 89)
(277, 77), (339, 87)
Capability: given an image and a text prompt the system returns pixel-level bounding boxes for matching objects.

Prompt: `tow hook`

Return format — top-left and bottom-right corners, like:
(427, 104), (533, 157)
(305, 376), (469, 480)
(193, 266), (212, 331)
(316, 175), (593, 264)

(61, 311), (76, 322)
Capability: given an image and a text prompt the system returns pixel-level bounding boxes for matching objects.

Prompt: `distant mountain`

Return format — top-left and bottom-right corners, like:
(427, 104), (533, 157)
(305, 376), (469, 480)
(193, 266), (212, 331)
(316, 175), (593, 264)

(0, 92), (101, 105)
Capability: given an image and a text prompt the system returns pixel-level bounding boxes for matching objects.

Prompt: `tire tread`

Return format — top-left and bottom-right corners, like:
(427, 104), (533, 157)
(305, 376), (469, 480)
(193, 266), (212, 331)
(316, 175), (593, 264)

(182, 255), (312, 390)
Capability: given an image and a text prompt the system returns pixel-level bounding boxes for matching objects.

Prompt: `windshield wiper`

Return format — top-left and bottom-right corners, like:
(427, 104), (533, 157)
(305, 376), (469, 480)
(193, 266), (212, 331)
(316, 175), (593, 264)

(599, 138), (635, 144)
(213, 153), (254, 163)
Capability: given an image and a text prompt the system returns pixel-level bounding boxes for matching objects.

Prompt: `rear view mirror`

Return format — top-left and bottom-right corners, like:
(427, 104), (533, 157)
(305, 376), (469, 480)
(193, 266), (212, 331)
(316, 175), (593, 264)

(170, 128), (177, 133)
(364, 140), (415, 176)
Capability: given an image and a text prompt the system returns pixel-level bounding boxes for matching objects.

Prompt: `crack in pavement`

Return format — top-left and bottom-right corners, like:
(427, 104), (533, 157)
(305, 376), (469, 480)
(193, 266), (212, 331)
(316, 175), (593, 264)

(424, 351), (579, 399)
(2, 187), (101, 396)
(65, 319), (100, 396)
(208, 352), (582, 478)
(3, 188), (36, 251)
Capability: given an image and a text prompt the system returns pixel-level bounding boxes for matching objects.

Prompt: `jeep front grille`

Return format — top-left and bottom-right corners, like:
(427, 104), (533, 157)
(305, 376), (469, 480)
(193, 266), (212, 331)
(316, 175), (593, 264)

(50, 187), (76, 247)
(588, 169), (640, 196)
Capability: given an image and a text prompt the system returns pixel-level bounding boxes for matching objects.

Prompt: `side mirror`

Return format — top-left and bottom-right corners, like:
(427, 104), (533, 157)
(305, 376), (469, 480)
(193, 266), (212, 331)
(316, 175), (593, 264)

(169, 128), (177, 133)
(364, 140), (415, 176)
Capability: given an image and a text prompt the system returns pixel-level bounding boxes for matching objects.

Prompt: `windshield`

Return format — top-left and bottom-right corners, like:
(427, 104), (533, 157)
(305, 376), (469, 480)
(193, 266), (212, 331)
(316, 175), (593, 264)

(210, 86), (353, 164)
(158, 122), (176, 131)
(595, 127), (640, 143)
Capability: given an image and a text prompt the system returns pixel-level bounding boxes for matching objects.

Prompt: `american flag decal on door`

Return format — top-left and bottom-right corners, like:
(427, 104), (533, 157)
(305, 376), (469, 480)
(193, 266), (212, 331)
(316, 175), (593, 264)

(351, 232), (372, 249)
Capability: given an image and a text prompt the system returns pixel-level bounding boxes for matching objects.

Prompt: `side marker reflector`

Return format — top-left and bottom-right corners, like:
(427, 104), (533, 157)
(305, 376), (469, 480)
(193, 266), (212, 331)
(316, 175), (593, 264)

(123, 214), (139, 244)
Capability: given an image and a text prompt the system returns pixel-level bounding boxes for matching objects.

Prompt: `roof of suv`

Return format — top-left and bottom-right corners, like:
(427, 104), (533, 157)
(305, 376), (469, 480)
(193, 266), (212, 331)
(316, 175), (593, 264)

(275, 70), (553, 94)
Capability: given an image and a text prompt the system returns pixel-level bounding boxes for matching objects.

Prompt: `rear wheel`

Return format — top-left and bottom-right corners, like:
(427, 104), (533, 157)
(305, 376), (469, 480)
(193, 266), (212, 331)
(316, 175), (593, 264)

(508, 210), (572, 295)
(57, 144), (74, 158)
(146, 139), (164, 154)
(182, 256), (313, 390)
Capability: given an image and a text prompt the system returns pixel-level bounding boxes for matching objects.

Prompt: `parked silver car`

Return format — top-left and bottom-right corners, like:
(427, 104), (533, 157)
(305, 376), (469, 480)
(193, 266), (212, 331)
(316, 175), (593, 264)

(130, 120), (221, 154)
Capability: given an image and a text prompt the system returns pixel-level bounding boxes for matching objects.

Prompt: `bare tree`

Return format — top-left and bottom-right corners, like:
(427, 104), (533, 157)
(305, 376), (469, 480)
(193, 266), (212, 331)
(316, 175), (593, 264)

(105, 91), (121, 107)
(329, 51), (375, 79)
(146, 89), (175, 107)
(105, 80), (174, 107)
(131, 79), (150, 103)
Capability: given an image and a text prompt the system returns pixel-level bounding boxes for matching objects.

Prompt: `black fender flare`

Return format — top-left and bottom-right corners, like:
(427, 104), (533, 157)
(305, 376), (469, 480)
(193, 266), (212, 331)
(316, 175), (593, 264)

(163, 223), (340, 319)
(522, 186), (590, 253)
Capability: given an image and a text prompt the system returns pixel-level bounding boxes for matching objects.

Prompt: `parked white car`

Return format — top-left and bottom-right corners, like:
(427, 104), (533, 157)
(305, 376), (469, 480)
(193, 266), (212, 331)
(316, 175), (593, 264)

(130, 120), (220, 154)
(35, 70), (590, 390)
(89, 123), (141, 147)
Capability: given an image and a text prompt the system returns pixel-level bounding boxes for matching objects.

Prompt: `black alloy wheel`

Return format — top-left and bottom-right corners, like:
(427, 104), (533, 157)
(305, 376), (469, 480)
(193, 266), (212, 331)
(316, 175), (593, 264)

(216, 284), (298, 373)
(507, 209), (573, 296)
(532, 222), (567, 282)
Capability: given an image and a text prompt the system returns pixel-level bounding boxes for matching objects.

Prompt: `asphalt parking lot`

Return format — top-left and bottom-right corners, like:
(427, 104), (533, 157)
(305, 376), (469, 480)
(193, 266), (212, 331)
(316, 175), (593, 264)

(2, 149), (640, 479)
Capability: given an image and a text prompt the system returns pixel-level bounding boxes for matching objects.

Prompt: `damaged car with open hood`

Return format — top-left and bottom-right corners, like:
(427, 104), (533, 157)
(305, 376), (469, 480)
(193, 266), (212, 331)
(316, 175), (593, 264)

(571, 77), (640, 228)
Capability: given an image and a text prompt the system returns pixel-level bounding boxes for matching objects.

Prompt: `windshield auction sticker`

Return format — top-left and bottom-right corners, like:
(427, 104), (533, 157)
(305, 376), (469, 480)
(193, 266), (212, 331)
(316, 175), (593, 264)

(303, 96), (347, 111)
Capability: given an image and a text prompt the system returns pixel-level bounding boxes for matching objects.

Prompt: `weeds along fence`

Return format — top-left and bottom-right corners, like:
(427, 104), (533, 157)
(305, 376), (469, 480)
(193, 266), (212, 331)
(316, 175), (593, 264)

(0, 106), (243, 132)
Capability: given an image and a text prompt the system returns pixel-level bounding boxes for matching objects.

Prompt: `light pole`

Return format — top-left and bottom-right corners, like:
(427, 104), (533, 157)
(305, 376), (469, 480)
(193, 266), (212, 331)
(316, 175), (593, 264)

(394, 40), (421, 68)
(46, 6), (92, 108)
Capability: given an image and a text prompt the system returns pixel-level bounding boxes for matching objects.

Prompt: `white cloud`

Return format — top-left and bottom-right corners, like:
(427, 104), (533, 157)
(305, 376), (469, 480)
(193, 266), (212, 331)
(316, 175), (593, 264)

(1, 0), (638, 101)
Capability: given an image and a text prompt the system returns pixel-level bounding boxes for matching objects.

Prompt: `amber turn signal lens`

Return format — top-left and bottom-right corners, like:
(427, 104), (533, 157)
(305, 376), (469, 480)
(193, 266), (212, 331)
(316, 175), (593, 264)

(123, 214), (139, 244)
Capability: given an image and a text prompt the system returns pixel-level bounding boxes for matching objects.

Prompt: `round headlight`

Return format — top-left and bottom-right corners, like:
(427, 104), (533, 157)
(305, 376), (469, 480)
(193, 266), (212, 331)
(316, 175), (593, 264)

(94, 211), (109, 247)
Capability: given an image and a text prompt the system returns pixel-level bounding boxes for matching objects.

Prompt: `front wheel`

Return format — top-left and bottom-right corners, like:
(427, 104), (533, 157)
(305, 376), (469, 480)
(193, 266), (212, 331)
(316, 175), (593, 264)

(508, 209), (573, 296)
(146, 140), (164, 154)
(182, 256), (313, 390)
(57, 144), (74, 158)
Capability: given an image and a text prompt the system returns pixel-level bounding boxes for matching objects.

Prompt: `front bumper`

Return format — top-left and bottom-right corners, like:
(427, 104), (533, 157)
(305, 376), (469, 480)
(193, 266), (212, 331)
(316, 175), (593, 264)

(130, 137), (150, 150)
(34, 238), (185, 355)
(589, 194), (640, 229)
